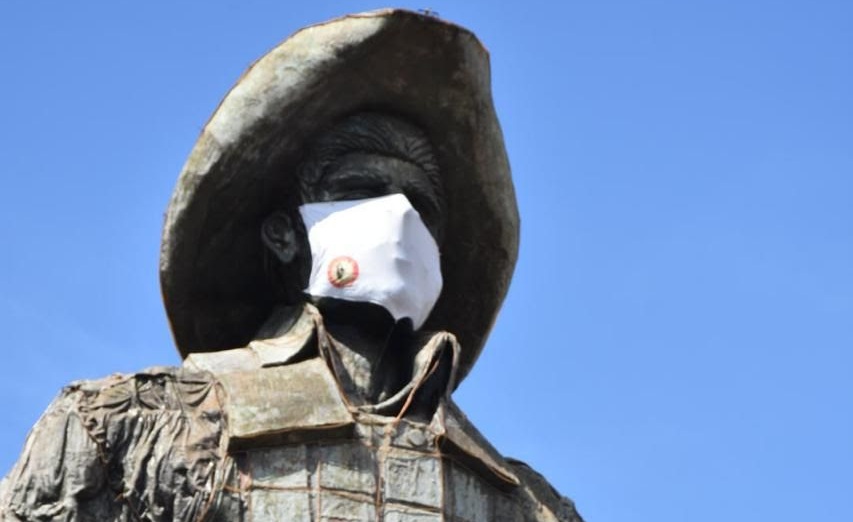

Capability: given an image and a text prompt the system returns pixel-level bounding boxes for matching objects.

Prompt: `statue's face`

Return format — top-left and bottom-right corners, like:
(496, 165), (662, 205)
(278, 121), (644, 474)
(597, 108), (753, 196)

(300, 152), (446, 245)
(261, 115), (446, 310)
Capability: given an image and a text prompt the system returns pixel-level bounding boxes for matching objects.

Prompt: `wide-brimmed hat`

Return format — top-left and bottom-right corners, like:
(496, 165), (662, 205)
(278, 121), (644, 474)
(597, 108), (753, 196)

(160, 9), (519, 386)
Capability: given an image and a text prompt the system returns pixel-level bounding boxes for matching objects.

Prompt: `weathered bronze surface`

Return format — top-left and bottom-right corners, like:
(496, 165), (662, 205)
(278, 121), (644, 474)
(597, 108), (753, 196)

(1, 9), (583, 521)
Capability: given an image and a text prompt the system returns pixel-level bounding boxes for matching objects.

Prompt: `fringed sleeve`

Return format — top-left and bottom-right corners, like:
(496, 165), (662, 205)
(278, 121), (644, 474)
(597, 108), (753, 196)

(1, 367), (235, 522)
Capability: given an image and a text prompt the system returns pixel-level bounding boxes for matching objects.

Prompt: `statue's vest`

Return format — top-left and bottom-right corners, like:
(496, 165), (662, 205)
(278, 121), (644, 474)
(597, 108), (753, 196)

(186, 355), (523, 521)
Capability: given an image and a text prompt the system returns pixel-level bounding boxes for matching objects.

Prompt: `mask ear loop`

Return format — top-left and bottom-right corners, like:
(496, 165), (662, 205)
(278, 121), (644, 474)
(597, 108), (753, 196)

(394, 354), (443, 422)
(392, 331), (460, 422)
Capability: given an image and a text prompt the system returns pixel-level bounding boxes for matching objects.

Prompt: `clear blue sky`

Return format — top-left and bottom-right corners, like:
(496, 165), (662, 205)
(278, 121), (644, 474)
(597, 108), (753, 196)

(1, 2), (851, 521)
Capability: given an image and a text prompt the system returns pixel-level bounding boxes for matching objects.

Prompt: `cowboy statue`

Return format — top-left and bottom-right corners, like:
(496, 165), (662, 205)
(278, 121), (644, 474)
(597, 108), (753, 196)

(1, 10), (583, 522)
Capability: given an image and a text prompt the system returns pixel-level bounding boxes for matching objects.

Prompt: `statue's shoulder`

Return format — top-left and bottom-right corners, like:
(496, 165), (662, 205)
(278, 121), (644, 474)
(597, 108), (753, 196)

(66, 365), (223, 440)
(67, 365), (217, 400)
(505, 457), (586, 522)
(443, 401), (584, 522)
(11, 365), (222, 452)
(1, 367), (227, 522)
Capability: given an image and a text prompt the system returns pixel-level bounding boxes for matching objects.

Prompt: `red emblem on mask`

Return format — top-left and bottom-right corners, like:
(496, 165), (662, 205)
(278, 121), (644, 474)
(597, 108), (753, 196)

(327, 256), (359, 288)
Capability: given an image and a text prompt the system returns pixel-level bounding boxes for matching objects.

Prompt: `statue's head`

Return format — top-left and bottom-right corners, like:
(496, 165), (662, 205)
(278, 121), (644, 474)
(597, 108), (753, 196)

(260, 112), (447, 329)
(160, 10), (518, 387)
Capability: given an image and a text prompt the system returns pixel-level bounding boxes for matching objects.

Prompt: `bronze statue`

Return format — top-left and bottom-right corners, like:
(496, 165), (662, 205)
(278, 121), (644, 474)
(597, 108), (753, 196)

(1, 10), (583, 521)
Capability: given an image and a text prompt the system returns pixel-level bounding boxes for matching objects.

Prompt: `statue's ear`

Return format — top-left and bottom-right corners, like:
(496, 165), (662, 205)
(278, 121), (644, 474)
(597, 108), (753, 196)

(261, 211), (301, 264)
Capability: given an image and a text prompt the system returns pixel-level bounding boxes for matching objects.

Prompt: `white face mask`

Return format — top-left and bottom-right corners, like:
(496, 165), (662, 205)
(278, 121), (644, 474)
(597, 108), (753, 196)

(299, 194), (443, 329)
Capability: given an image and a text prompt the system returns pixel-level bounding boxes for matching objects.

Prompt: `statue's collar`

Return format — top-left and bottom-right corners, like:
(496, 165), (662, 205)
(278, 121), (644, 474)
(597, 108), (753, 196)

(184, 303), (320, 373)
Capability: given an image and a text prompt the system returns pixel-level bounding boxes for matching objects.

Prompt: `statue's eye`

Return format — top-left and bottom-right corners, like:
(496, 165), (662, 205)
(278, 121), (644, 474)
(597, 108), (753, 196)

(339, 188), (385, 200)
(321, 169), (388, 201)
(337, 181), (387, 200)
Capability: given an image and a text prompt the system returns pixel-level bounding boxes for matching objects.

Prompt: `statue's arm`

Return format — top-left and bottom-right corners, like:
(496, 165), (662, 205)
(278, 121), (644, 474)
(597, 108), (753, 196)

(0, 387), (111, 521)
(2, 369), (230, 522)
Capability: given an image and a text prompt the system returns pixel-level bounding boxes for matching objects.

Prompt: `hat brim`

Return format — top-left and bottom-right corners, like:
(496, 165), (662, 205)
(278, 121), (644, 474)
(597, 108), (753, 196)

(160, 9), (519, 386)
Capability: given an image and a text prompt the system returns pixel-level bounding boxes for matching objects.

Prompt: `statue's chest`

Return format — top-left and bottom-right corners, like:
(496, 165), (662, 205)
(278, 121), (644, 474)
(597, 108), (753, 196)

(213, 423), (522, 522)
